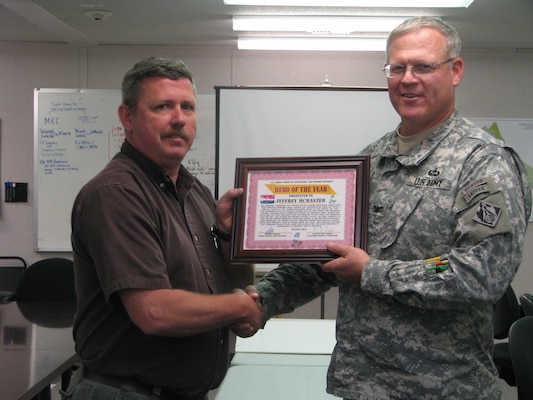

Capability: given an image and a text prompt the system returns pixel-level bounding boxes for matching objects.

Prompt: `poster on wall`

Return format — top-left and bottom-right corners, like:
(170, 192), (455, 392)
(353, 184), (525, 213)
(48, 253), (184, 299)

(470, 118), (533, 221)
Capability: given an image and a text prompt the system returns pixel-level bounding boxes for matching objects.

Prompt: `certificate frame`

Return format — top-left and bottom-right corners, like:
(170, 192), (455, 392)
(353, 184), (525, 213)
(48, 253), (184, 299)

(231, 155), (370, 263)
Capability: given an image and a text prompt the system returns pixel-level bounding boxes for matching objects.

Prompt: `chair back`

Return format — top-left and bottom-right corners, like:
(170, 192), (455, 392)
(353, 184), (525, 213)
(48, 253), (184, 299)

(509, 316), (533, 400)
(493, 285), (521, 339)
(519, 293), (533, 317)
(15, 258), (76, 302)
(0, 256), (27, 302)
(492, 285), (521, 385)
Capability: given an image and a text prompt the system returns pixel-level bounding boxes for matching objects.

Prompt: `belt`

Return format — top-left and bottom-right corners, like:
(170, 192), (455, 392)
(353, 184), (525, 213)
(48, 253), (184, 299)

(84, 369), (205, 400)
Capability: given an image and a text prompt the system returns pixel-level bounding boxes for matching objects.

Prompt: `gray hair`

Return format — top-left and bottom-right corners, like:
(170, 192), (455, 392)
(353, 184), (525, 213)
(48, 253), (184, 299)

(386, 17), (462, 62)
(121, 57), (196, 112)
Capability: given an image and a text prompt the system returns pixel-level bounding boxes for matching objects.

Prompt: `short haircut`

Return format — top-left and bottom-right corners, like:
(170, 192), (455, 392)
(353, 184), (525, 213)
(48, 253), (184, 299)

(386, 17), (462, 62)
(121, 57), (196, 112)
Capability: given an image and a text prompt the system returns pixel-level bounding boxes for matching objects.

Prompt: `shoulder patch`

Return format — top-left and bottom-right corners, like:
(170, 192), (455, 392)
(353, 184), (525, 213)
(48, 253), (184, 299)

(472, 200), (502, 228)
(459, 191), (511, 242)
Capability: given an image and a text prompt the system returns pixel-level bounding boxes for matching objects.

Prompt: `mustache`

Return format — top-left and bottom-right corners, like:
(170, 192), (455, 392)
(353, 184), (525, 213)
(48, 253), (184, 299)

(161, 130), (189, 140)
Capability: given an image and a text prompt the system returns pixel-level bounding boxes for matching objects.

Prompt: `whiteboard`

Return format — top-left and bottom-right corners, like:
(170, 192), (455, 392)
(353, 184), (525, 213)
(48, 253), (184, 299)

(215, 86), (399, 272)
(216, 86), (399, 197)
(34, 89), (215, 251)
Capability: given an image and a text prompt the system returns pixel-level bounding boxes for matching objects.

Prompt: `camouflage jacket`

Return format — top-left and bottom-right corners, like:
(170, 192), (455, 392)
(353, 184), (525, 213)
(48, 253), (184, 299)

(255, 111), (532, 399)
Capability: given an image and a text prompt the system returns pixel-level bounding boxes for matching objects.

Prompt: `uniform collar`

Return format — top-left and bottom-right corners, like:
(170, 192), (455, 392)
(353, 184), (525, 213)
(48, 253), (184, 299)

(386, 110), (460, 166)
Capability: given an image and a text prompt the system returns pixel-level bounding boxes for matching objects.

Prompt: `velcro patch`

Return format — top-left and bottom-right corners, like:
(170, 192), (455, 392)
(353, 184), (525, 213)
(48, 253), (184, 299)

(456, 177), (500, 212)
(472, 200), (502, 228)
(462, 178), (489, 204)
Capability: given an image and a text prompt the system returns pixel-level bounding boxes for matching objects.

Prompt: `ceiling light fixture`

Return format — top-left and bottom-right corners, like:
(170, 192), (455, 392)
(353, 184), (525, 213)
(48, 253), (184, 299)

(233, 16), (409, 34)
(225, 0), (473, 7)
(237, 36), (386, 51)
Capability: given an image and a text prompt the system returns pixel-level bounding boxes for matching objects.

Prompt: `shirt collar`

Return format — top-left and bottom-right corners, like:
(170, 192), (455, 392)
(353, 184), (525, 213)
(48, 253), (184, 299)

(120, 140), (168, 184)
(119, 140), (194, 190)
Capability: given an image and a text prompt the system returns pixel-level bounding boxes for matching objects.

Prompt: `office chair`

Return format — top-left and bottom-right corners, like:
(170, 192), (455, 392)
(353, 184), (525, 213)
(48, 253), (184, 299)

(519, 293), (533, 317)
(508, 316), (533, 400)
(15, 257), (77, 327)
(0, 256), (27, 302)
(492, 285), (521, 386)
(13, 257), (76, 302)
(14, 258), (78, 400)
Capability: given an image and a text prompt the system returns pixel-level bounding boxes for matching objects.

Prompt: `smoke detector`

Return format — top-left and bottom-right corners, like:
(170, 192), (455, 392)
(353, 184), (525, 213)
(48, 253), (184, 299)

(83, 10), (112, 21)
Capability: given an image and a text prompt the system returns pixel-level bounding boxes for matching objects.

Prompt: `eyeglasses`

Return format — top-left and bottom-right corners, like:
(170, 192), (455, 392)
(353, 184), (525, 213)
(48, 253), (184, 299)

(382, 58), (456, 79)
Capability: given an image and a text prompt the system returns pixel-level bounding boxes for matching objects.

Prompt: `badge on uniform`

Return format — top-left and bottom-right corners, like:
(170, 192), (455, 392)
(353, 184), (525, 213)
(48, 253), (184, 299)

(473, 200), (502, 228)
(462, 178), (489, 204)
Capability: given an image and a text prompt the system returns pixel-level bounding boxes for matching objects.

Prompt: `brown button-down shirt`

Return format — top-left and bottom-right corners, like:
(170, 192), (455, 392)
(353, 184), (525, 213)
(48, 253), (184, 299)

(71, 140), (231, 396)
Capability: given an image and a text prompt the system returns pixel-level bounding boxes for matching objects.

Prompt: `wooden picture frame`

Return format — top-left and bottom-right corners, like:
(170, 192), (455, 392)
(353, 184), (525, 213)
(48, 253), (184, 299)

(231, 155), (369, 263)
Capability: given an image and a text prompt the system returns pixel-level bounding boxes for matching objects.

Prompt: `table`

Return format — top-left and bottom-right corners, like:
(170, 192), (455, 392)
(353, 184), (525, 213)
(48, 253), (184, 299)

(215, 364), (336, 399)
(231, 352), (331, 366)
(0, 301), (78, 400)
(235, 318), (336, 355)
(215, 319), (337, 400)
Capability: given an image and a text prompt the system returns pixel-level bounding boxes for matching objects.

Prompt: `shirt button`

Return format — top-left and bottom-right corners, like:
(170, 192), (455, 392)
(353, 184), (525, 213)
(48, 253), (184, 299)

(194, 235), (199, 241)
(159, 183), (165, 188)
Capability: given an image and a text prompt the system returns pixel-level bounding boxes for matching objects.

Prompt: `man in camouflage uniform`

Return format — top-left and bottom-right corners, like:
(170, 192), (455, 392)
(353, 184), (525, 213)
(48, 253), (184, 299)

(252, 17), (532, 399)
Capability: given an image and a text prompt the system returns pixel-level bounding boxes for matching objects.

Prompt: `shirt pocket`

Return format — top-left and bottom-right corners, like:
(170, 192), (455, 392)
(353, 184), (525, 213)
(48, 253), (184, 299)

(371, 190), (454, 257)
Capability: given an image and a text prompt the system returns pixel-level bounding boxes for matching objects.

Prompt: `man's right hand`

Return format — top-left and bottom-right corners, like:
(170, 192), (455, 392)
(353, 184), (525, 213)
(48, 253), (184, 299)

(230, 286), (263, 337)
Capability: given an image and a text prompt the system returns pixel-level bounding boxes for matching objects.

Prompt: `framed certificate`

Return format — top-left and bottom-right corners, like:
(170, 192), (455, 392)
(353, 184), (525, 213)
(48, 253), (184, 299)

(231, 155), (369, 263)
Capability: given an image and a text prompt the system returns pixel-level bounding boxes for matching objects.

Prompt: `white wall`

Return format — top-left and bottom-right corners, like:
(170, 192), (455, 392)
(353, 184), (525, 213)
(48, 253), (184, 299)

(0, 42), (532, 297)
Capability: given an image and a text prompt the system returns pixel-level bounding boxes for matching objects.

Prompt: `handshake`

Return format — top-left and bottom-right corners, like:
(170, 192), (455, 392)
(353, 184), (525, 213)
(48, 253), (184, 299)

(230, 285), (264, 338)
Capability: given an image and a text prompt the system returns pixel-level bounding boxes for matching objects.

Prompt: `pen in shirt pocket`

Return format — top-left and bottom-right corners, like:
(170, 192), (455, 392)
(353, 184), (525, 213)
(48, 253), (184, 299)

(424, 257), (449, 272)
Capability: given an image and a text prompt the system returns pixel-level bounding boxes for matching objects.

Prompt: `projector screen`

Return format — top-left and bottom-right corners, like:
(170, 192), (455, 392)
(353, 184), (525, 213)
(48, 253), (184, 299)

(215, 86), (400, 198)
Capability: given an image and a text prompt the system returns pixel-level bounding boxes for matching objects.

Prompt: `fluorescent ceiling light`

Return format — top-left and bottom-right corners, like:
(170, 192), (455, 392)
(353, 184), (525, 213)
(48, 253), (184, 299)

(225, 0), (473, 7)
(237, 36), (386, 51)
(233, 16), (408, 34)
